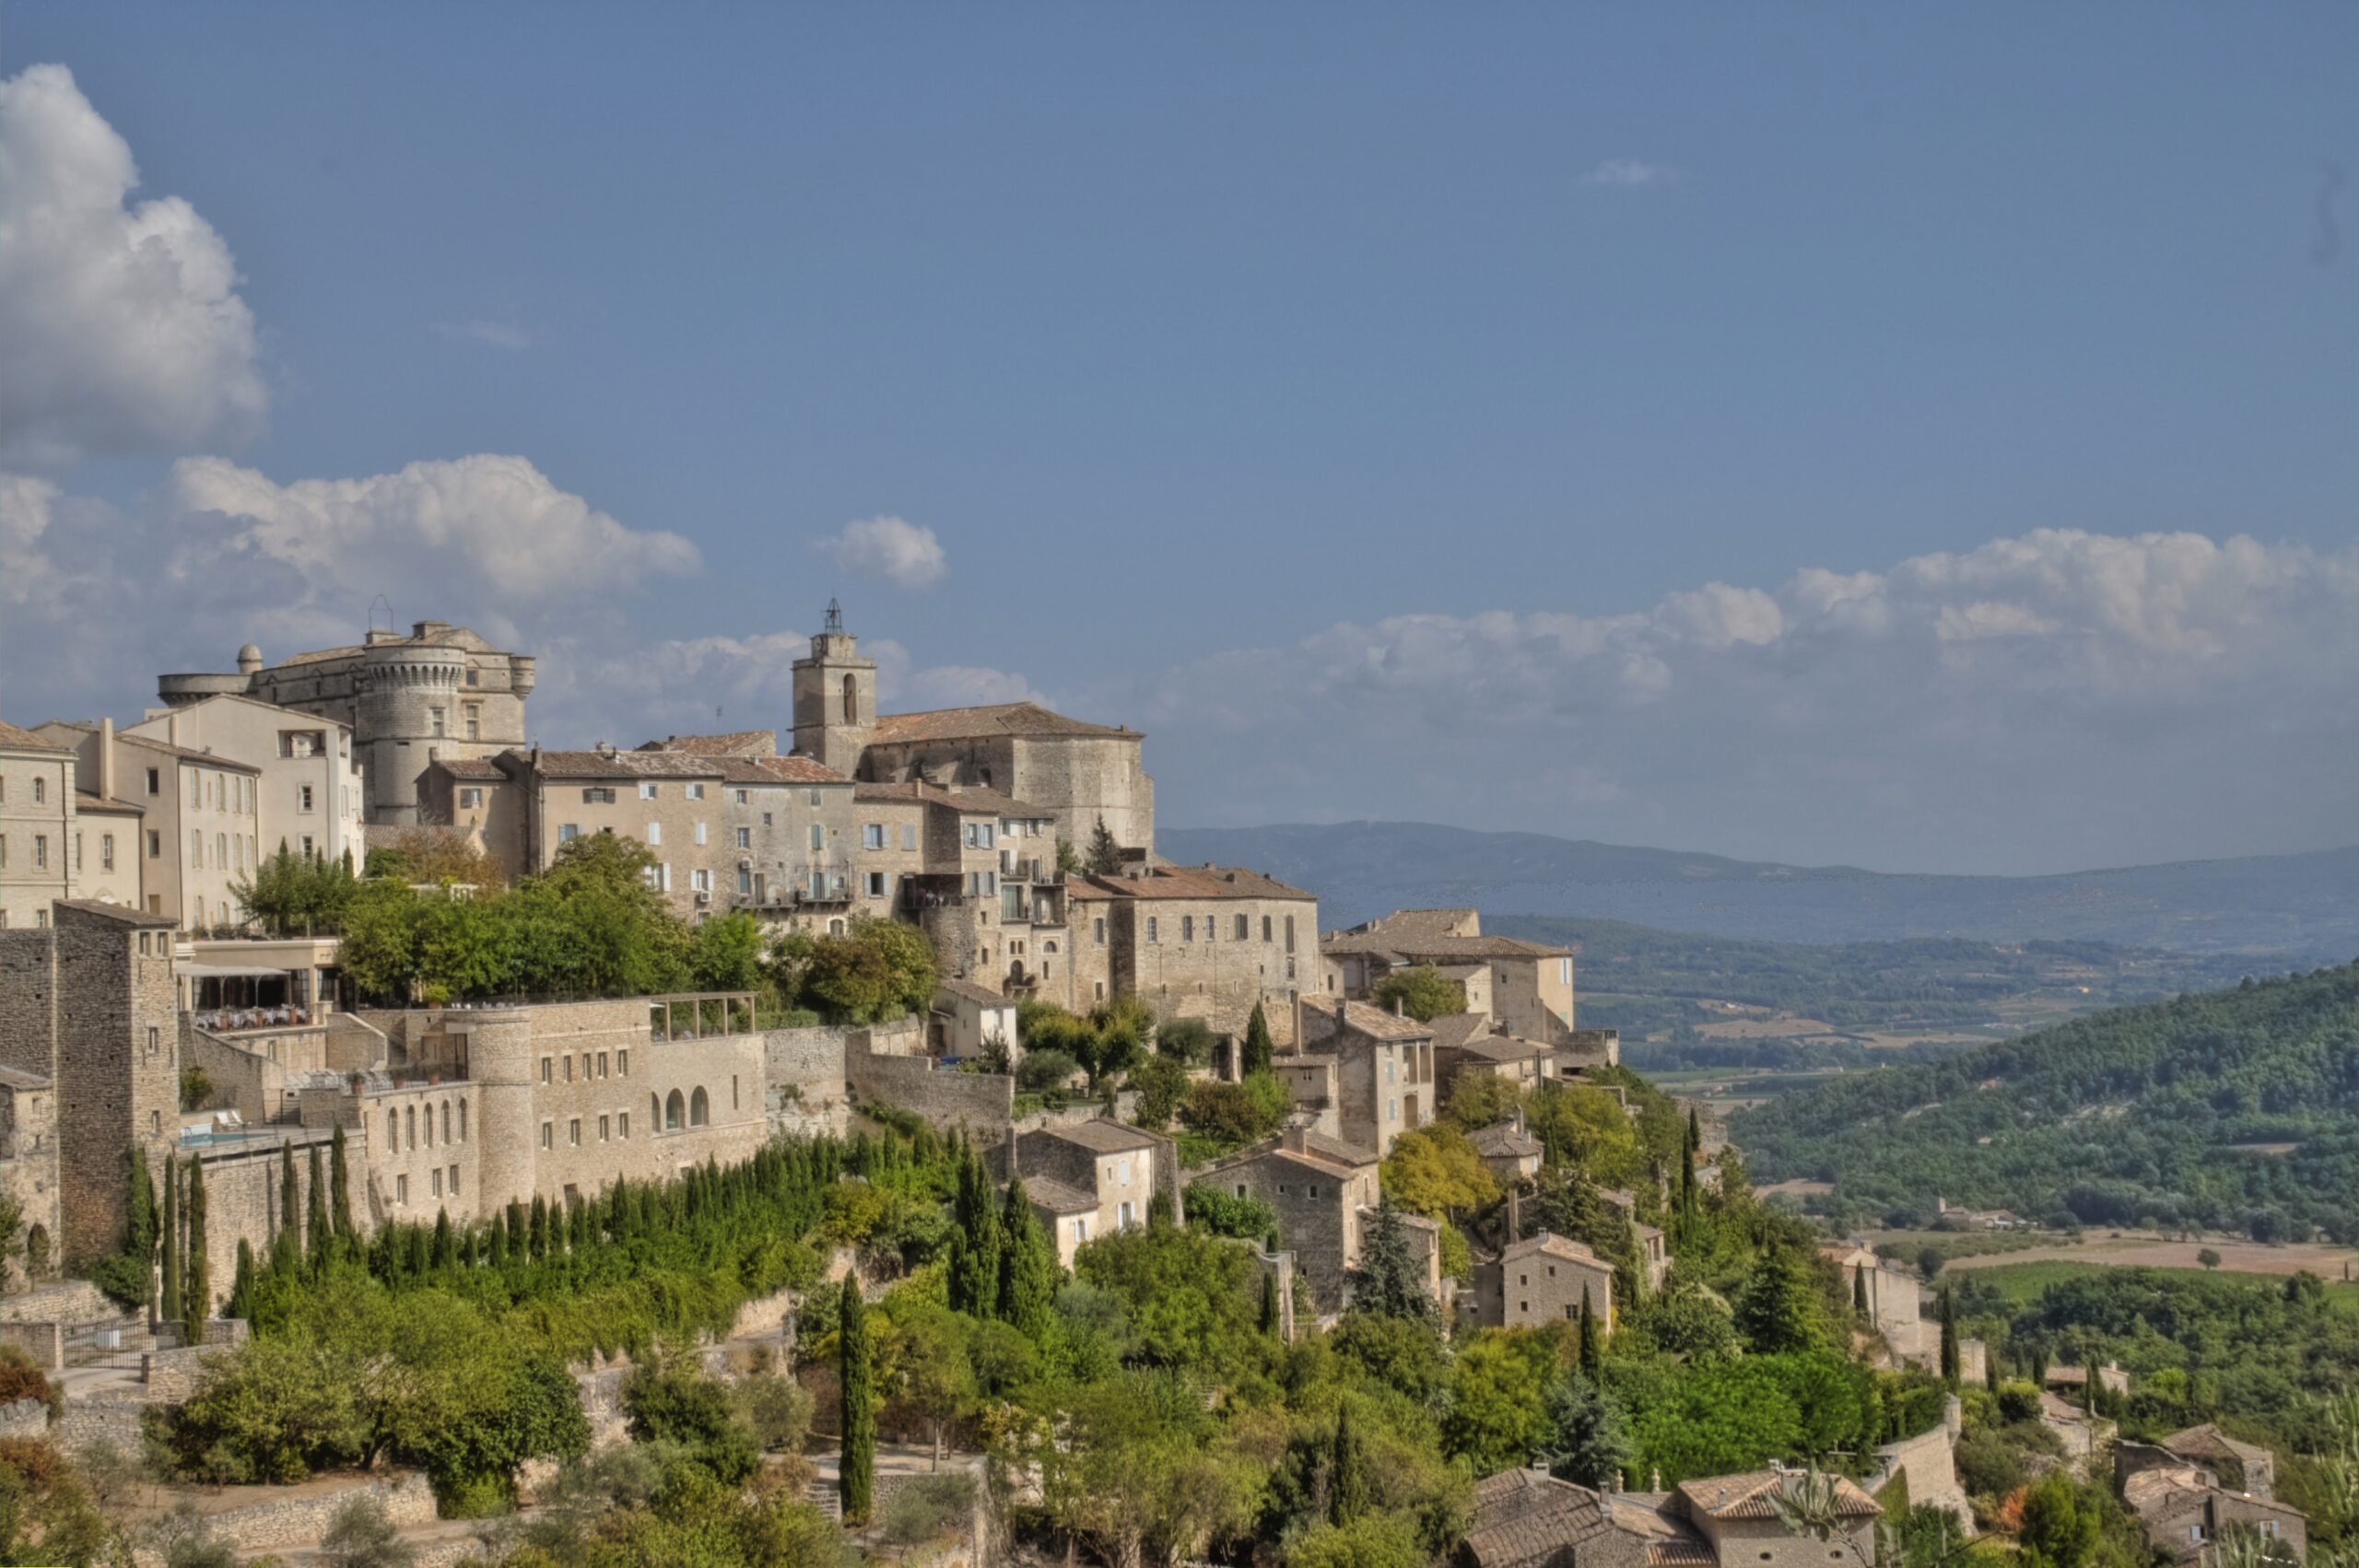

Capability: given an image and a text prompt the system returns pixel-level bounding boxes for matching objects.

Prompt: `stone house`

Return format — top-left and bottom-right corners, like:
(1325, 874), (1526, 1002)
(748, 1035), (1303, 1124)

(1195, 1126), (1443, 1315)
(123, 694), (368, 872)
(1471, 1118), (1543, 1181)
(1459, 1465), (1882, 1568)
(1296, 995), (1435, 1156)
(931, 977), (1020, 1060)
(2117, 1437), (2305, 1563)
(1060, 862), (1319, 1041)
(1434, 1013), (1555, 1102)
(0, 720), (75, 931)
(158, 624), (534, 827)
(1473, 1231), (1617, 1332)
(35, 720), (262, 931)
(1012, 1117), (1168, 1268)
(1322, 908), (1579, 1046)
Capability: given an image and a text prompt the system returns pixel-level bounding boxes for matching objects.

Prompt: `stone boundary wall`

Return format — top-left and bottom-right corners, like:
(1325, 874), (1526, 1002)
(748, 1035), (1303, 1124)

(185, 1028), (288, 1125)
(54, 1388), (147, 1454)
(0, 1279), (111, 1326)
(199, 1471), (440, 1555)
(0, 1320), (61, 1369)
(848, 1042), (1012, 1134)
(1870, 1402), (1973, 1533)
(764, 1025), (852, 1135)
(0, 1397), (45, 1439)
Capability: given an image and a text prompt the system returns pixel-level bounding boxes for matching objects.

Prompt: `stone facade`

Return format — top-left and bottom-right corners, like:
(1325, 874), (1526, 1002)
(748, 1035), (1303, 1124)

(1297, 995), (1436, 1157)
(1324, 908), (1580, 1045)
(1198, 1127), (1385, 1314)
(0, 721), (75, 931)
(1059, 863), (1319, 1039)
(158, 622), (536, 826)
(34, 720), (262, 930)
(1010, 1118), (1167, 1267)
(1473, 1231), (1616, 1332)
(123, 694), (368, 871)
(0, 901), (181, 1266)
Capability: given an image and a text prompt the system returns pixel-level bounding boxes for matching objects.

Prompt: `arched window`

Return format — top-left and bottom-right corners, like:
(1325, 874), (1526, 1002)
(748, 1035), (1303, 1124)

(689, 1086), (710, 1127)
(23, 1224), (47, 1280)
(828, 919), (845, 936)
(440, 1102), (452, 1143)
(458, 1100), (468, 1141)
(388, 1110), (398, 1149)
(405, 1106), (416, 1149)
(664, 1090), (685, 1131)
(841, 673), (858, 723)
(423, 1105), (433, 1147)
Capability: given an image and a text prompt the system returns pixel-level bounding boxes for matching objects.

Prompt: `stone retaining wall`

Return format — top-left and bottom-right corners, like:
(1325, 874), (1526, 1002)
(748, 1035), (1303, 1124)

(198, 1471), (440, 1555)
(0, 1397), (45, 1439)
(1870, 1403), (1973, 1534)
(0, 1319), (62, 1369)
(848, 1038), (1012, 1134)
(0, 1279), (110, 1326)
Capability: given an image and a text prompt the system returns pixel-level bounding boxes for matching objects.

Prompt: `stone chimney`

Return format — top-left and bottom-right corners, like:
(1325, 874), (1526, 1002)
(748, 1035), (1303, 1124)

(1282, 1125), (1309, 1154)
(98, 717), (116, 801)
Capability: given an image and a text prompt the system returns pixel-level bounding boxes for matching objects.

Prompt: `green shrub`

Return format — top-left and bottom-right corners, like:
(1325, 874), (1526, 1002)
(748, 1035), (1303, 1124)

(879, 1470), (977, 1545)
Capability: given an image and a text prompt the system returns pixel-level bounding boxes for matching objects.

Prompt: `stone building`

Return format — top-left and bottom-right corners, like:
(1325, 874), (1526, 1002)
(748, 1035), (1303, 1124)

(1822, 1241), (1930, 1364)
(1295, 995), (1436, 1157)
(1060, 863), (1320, 1038)
(158, 623), (535, 826)
(1012, 1117), (1169, 1268)
(1195, 1126), (1442, 1315)
(123, 696), (367, 872)
(1473, 1231), (1617, 1332)
(0, 720), (75, 930)
(931, 978), (1018, 1059)
(34, 720), (262, 930)
(789, 607), (1156, 856)
(0, 900), (181, 1266)
(1324, 908), (1584, 1047)
(1459, 1465), (1883, 1568)
(1433, 1013), (1555, 1101)
(2117, 1433), (2305, 1563)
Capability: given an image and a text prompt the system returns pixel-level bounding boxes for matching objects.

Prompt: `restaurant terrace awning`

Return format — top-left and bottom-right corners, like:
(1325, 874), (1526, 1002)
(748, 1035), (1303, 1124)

(176, 963), (298, 979)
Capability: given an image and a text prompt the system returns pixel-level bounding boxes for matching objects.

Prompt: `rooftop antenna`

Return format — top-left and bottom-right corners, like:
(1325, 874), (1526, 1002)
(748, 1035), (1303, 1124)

(824, 597), (843, 634)
(368, 593), (394, 639)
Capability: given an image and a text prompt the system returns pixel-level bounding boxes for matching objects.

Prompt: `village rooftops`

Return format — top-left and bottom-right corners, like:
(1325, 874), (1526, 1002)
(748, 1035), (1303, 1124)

(1022, 1176), (1098, 1214)
(1031, 1117), (1162, 1155)
(1471, 1124), (1544, 1161)
(851, 779), (1049, 816)
(635, 730), (779, 757)
(2160, 1424), (2271, 1473)
(1324, 907), (1572, 961)
(1206, 1126), (1379, 1179)
(1461, 1470), (1711, 1568)
(1456, 1035), (1551, 1065)
(1428, 1012), (1497, 1053)
(483, 747), (849, 786)
(0, 718), (69, 751)
(1069, 863), (1315, 902)
(1301, 994), (1436, 1042)
(935, 977), (1009, 1008)
(1496, 1231), (1613, 1270)
(36, 721), (263, 771)
(73, 790), (145, 814)
(1676, 1469), (1883, 1521)
(53, 898), (178, 928)
(434, 758), (509, 781)
(746, 755), (851, 785)
(867, 701), (1136, 744)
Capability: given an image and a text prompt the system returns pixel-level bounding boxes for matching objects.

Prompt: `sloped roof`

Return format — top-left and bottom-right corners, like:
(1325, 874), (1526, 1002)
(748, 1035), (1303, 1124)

(1068, 864), (1314, 902)
(1498, 1233), (1613, 1270)
(1463, 1469), (1618, 1568)
(851, 780), (1046, 815)
(511, 749), (726, 781)
(1300, 995), (1433, 1043)
(637, 730), (778, 757)
(433, 758), (509, 781)
(1323, 930), (1572, 962)
(1472, 1124), (1543, 1159)
(1203, 1127), (1378, 1180)
(105, 731), (262, 771)
(1458, 1034), (1550, 1065)
(0, 719), (67, 752)
(869, 701), (1135, 744)
(1676, 1470), (1882, 1520)
(1426, 1012), (1496, 1053)
(935, 977), (1010, 1008)
(73, 790), (146, 814)
(747, 755), (850, 785)
(1029, 1117), (1159, 1155)
(1023, 1176), (1098, 1214)
(2162, 1423), (2272, 1470)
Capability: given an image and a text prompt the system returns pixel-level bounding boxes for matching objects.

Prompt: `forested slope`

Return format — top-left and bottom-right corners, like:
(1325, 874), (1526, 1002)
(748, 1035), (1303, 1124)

(1731, 963), (2359, 1240)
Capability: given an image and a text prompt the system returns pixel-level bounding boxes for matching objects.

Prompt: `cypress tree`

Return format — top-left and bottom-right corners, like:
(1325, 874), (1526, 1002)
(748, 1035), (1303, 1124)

(306, 1147), (331, 1270)
(1261, 1270), (1281, 1338)
(184, 1155), (210, 1340)
(330, 1123), (354, 1239)
(160, 1155), (182, 1326)
(1329, 1401), (1370, 1526)
(839, 1277), (876, 1525)
(1938, 1284), (1961, 1387)
(1853, 1263), (1870, 1316)
(1086, 813), (1121, 875)
(1578, 1285), (1602, 1378)
(228, 1238), (255, 1322)
(406, 1224), (431, 1278)
(433, 1209), (456, 1271)
(1148, 1188), (1175, 1229)
(487, 1211), (509, 1268)
(1242, 1001), (1274, 1078)
(948, 1151), (1000, 1316)
(529, 1195), (548, 1259)
(123, 1145), (158, 1308)
(995, 1176), (1058, 1340)
(278, 1141), (300, 1257)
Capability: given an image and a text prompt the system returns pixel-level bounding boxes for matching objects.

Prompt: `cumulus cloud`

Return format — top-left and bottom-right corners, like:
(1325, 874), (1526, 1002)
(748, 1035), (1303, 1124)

(1125, 528), (2359, 872)
(1580, 159), (1681, 189)
(0, 473), (61, 605)
(435, 319), (532, 351)
(813, 515), (946, 591)
(170, 453), (701, 603)
(0, 64), (265, 472)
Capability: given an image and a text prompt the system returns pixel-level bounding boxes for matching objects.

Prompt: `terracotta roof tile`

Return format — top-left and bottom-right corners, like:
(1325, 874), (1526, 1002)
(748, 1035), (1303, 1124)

(1300, 995), (1433, 1043)
(0, 719), (68, 752)
(851, 779), (1048, 815)
(869, 701), (1135, 744)
(1675, 1470), (1882, 1520)
(637, 730), (779, 756)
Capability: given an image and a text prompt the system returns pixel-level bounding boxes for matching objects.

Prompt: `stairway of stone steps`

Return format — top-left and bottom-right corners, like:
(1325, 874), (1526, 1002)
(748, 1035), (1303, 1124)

(804, 1475), (842, 1520)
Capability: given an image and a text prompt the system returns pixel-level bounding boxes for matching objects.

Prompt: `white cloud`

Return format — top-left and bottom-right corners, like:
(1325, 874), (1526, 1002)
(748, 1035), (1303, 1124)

(1126, 528), (2359, 871)
(170, 453), (701, 603)
(1580, 159), (1681, 189)
(0, 64), (264, 472)
(813, 515), (946, 591)
(0, 473), (60, 605)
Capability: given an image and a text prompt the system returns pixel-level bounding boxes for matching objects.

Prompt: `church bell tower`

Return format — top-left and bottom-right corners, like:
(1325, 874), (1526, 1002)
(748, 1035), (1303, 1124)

(792, 599), (876, 776)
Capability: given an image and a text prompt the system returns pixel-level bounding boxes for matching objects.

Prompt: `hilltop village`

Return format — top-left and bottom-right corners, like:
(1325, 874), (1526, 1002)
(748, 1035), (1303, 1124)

(0, 611), (2321, 1566)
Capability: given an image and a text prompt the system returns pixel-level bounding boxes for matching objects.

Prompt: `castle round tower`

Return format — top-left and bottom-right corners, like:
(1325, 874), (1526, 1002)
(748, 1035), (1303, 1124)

(357, 643), (467, 821)
(461, 1008), (539, 1211)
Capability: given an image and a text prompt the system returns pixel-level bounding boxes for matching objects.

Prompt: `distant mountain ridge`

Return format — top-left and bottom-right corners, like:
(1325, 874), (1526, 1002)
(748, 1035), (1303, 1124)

(1157, 822), (2359, 961)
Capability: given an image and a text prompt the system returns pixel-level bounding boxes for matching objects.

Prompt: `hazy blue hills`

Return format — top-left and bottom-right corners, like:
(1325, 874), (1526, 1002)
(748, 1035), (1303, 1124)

(1157, 822), (2359, 961)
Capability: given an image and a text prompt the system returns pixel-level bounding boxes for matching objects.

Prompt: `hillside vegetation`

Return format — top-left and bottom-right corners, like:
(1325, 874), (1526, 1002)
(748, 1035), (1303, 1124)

(1731, 962), (2359, 1241)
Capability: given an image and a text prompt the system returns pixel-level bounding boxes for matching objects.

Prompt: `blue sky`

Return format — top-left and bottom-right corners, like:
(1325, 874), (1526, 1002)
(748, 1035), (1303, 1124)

(2, 6), (2354, 873)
